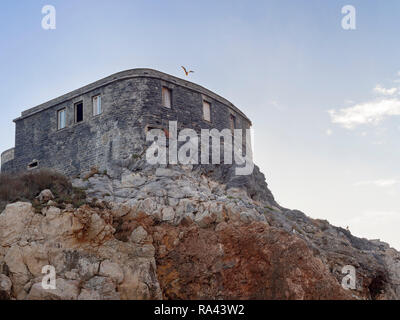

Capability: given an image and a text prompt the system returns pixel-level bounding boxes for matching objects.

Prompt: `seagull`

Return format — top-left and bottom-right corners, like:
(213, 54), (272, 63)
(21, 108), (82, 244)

(181, 66), (194, 76)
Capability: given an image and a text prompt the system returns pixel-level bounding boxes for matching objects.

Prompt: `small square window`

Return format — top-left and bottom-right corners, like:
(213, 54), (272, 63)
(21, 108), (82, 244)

(58, 109), (66, 130)
(93, 95), (102, 116)
(75, 102), (83, 123)
(203, 101), (211, 122)
(162, 87), (172, 108)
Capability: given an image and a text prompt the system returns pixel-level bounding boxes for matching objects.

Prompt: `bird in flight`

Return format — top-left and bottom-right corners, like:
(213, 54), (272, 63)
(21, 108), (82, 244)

(181, 66), (194, 76)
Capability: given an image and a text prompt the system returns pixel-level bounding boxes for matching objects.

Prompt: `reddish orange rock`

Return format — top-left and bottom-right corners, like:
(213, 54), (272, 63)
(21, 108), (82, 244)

(146, 220), (353, 300)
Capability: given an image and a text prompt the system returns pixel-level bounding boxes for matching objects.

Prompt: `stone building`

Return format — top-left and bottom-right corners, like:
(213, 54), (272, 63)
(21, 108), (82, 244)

(1, 69), (252, 176)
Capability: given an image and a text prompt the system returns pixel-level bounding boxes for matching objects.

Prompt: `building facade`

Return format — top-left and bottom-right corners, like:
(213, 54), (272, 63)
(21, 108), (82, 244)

(1, 69), (252, 176)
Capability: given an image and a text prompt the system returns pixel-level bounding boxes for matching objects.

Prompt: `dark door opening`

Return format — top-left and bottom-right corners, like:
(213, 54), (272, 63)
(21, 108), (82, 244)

(75, 102), (83, 123)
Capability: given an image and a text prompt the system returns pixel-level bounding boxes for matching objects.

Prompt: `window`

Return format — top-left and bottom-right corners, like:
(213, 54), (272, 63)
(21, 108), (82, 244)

(28, 160), (39, 170)
(230, 114), (236, 133)
(75, 102), (83, 123)
(93, 95), (102, 116)
(203, 101), (211, 122)
(162, 87), (172, 108)
(58, 109), (66, 130)
(146, 126), (167, 136)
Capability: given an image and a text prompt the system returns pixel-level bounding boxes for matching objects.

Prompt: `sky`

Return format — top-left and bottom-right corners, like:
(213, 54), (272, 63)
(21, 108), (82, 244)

(1, 0), (400, 249)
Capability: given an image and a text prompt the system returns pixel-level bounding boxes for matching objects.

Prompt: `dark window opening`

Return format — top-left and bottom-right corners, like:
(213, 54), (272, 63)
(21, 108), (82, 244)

(146, 126), (167, 136)
(75, 102), (83, 123)
(28, 160), (39, 170)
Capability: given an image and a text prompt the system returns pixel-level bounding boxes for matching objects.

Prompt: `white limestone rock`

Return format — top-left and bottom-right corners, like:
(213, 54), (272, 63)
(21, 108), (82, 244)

(27, 278), (79, 300)
(0, 202), (34, 246)
(99, 260), (124, 284)
(37, 189), (54, 202)
(162, 207), (175, 221)
(130, 226), (148, 244)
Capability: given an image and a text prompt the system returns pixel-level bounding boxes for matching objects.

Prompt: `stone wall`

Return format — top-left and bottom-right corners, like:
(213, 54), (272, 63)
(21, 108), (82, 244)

(2, 69), (252, 176)
(0, 148), (15, 172)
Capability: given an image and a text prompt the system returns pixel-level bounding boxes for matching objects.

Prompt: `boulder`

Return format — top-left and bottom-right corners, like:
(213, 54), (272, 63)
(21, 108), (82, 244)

(37, 189), (54, 202)
(130, 226), (148, 244)
(27, 278), (79, 300)
(99, 260), (124, 284)
(4, 245), (31, 299)
(0, 202), (34, 246)
(162, 207), (175, 221)
(82, 276), (120, 300)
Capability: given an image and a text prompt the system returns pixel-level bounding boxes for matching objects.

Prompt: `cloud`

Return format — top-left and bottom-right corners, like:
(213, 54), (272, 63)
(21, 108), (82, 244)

(329, 98), (400, 129)
(325, 129), (333, 136)
(373, 84), (397, 96)
(354, 179), (399, 187)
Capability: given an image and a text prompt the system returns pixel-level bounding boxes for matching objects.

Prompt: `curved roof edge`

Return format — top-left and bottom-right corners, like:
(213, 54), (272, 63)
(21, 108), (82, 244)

(1, 147), (15, 165)
(14, 68), (251, 124)
(1, 147), (15, 156)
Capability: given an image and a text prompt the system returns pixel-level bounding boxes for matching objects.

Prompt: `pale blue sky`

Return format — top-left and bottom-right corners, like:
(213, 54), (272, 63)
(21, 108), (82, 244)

(1, 0), (400, 248)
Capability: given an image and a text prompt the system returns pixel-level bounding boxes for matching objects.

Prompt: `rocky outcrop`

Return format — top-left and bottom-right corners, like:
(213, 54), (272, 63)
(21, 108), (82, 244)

(0, 158), (399, 300)
(0, 202), (161, 300)
(151, 220), (352, 299)
(0, 200), (352, 300)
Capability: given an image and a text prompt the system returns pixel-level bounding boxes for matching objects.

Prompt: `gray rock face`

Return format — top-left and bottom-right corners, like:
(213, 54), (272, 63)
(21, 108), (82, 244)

(155, 168), (180, 177)
(1, 154), (400, 300)
(69, 154), (400, 300)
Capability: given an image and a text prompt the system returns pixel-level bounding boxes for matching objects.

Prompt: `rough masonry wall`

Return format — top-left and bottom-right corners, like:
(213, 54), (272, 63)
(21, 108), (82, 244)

(6, 73), (251, 177)
(144, 78), (249, 133)
(0, 148), (15, 173)
(12, 78), (149, 176)
(143, 78), (251, 168)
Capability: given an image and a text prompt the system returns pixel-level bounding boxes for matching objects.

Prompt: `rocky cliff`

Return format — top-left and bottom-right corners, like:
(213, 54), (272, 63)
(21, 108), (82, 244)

(0, 157), (399, 300)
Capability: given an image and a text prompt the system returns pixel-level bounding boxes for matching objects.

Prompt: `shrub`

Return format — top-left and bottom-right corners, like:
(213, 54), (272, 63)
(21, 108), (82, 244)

(0, 169), (86, 212)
